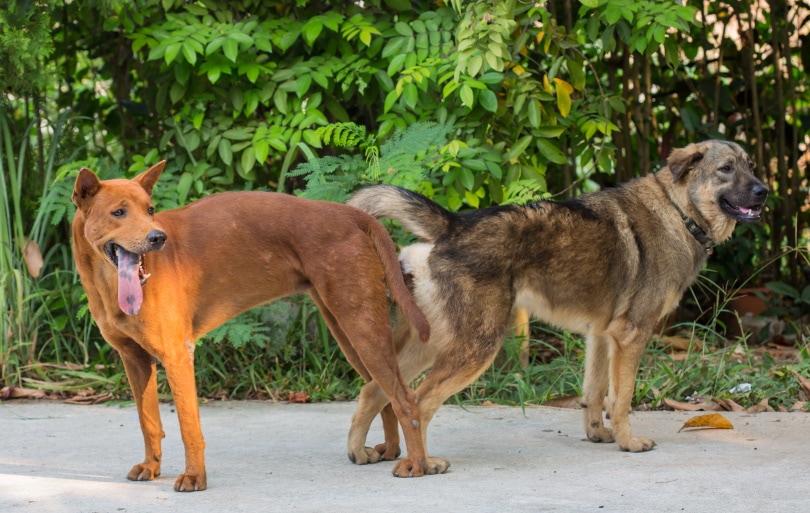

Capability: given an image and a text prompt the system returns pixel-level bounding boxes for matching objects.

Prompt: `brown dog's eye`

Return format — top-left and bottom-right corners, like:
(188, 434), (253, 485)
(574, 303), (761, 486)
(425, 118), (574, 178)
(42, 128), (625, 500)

(112, 209), (125, 217)
(147, 206), (155, 215)
(719, 165), (732, 173)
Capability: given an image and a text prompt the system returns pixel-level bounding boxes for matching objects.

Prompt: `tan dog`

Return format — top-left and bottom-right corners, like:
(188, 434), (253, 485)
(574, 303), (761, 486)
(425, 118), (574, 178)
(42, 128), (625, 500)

(347, 140), (768, 471)
(71, 161), (436, 491)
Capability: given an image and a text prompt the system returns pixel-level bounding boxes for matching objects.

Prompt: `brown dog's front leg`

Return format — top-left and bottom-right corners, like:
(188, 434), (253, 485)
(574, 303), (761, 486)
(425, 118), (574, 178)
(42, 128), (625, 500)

(116, 341), (165, 482)
(162, 343), (207, 492)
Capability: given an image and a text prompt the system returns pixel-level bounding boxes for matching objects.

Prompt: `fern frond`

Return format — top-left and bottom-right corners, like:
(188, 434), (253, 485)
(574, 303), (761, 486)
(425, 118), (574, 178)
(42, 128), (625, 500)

(315, 122), (368, 148)
(500, 180), (550, 205)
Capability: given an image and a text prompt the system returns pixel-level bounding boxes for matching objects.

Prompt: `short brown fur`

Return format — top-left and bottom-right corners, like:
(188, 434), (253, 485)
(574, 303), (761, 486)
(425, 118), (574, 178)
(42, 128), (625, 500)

(347, 140), (767, 469)
(71, 162), (438, 491)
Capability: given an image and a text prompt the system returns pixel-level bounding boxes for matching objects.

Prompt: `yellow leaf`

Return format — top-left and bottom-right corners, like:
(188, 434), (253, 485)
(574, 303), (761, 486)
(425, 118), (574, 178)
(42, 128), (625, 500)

(542, 74), (552, 93)
(554, 78), (573, 118)
(678, 413), (734, 432)
(512, 63), (526, 75)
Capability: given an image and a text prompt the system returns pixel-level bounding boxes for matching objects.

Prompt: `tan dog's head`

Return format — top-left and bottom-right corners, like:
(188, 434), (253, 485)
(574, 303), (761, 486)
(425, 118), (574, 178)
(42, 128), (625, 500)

(665, 140), (768, 241)
(72, 161), (167, 315)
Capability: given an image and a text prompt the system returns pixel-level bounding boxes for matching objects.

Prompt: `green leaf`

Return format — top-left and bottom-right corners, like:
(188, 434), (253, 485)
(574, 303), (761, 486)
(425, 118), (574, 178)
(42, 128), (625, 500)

(182, 42), (197, 65)
(403, 82), (419, 109)
(394, 22), (413, 37)
(223, 38), (238, 62)
(177, 171), (193, 204)
(240, 146), (257, 177)
(505, 135), (533, 161)
(479, 88), (498, 112)
(383, 89), (399, 113)
(459, 167), (475, 190)
(164, 42), (181, 64)
(218, 138), (233, 165)
(536, 139), (568, 165)
(295, 74), (312, 98)
(460, 84), (474, 108)
(527, 99), (541, 127)
(765, 281), (800, 299)
(274, 89), (288, 115)
(302, 19), (324, 46)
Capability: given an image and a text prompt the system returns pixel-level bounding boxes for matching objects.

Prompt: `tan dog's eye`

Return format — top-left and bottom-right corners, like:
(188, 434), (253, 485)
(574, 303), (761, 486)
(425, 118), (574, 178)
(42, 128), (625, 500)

(719, 165), (732, 173)
(148, 206), (155, 215)
(112, 209), (125, 217)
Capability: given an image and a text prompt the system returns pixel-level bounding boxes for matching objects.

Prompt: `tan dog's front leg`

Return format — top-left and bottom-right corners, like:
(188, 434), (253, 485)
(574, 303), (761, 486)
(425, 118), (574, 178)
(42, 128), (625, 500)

(116, 341), (165, 482)
(608, 322), (655, 452)
(162, 342), (207, 492)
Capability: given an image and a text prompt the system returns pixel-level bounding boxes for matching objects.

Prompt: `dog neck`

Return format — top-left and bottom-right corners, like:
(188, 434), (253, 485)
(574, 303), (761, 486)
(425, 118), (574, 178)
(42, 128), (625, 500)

(653, 173), (715, 255)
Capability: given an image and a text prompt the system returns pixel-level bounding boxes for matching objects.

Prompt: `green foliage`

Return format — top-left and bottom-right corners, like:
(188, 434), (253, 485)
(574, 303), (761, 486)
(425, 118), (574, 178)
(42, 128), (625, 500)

(291, 121), (453, 202)
(0, 1), (57, 95)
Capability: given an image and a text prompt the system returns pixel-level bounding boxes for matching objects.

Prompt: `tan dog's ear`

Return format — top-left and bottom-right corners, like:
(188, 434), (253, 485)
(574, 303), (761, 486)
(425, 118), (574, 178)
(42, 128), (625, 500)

(133, 160), (166, 197)
(667, 143), (706, 182)
(72, 168), (102, 208)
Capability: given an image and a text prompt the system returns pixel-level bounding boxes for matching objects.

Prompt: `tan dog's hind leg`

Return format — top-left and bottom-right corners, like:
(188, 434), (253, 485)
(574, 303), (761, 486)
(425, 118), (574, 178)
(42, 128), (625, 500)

(116, 340), (165, 483)
(581, 333), (614, 443)
(607, 319), (655, 452)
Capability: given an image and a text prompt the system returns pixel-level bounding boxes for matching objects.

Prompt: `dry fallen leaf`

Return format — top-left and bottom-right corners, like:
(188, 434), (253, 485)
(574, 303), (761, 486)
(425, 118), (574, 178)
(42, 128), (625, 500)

(678, 413), (734, 432)
(713, 397), (746, 412)
(662, 398), (723, 412)
(23, 238), (44, 278)
(543, 394), (582, 409)
(287, 391), (310, 403)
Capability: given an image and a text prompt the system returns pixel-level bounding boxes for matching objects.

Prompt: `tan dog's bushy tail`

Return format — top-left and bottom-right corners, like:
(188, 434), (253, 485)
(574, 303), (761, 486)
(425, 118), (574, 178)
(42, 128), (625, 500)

(359, 212), (431, 342)
(348, 185), (454, 243)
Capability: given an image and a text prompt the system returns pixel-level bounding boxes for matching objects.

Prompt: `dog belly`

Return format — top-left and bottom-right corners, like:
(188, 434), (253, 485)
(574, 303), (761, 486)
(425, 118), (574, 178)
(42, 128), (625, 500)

(515, 288), (601, 335)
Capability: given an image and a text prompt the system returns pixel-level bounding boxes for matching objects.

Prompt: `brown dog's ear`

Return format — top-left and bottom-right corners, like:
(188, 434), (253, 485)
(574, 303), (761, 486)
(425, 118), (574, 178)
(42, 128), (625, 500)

(72, 168), (102, 208)
(667, 143), (706, 182)
(133, 160), (166, 197)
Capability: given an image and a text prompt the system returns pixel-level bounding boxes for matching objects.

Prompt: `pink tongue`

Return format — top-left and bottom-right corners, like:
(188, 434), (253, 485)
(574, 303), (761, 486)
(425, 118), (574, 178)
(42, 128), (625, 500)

(116, 246), (143, 315)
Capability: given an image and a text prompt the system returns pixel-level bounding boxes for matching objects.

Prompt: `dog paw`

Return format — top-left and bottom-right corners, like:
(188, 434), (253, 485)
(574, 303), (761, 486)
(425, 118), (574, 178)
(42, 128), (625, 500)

(126, 462), (160, 482)
(174, 472), (207, 492)
(391, 456), (450, 477)
(586, 426), (615, 443)
(348, 446), (383, 465)
(373, 442), (402, 461)
(619, 436), (656, 452)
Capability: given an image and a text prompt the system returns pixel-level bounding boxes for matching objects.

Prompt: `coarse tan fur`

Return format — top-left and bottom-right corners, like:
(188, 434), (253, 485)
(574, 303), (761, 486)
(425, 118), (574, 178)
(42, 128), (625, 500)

(71, 161), (437, 492)
(346, 140), (768, 471)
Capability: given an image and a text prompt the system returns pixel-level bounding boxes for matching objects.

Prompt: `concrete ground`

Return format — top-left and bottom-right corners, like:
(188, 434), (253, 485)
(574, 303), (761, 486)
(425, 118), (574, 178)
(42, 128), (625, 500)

(0, 400), (807, 513)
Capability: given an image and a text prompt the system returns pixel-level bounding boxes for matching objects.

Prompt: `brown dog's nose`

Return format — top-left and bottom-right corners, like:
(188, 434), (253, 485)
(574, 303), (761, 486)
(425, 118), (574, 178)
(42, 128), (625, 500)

(147, 230), (167, 250)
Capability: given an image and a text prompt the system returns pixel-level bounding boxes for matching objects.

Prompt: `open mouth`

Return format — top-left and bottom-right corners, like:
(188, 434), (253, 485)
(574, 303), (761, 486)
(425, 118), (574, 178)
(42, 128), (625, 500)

(104, 243), (150, 285)
(104, 243), (152, 316)
(720, 198), (763, 222)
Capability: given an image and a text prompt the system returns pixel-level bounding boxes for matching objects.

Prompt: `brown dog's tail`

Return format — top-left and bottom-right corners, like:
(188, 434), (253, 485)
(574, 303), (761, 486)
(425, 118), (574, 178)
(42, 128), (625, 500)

(360, 213), (431, 342)
(348, 185), (454, 242)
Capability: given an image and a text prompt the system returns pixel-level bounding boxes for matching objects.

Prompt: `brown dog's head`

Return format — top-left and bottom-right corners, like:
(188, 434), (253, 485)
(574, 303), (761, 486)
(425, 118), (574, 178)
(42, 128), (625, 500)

(666, 140), (768, 241)
(72, 161), (167, 315)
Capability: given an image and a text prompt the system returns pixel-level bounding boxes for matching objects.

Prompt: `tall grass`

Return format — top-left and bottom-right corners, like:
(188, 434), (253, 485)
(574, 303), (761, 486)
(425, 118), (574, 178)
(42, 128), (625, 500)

(0, 107), (97, 388)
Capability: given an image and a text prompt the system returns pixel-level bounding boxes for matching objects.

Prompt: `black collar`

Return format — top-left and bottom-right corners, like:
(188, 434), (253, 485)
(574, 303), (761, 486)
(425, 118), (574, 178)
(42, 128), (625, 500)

(655, 175), (714, 255)
(668, 198), (715, 255)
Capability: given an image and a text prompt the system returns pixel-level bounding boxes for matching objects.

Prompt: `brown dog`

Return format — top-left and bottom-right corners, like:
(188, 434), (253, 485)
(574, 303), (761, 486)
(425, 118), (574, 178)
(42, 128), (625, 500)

(71, 161), (436, 491)
(347, 140), (768, 471)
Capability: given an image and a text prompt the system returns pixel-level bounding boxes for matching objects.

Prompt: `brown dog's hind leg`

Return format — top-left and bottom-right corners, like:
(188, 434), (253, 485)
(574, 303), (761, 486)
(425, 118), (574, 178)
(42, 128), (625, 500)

(581, 332), (614, 444)
(114, 340), (165, 483)
(309, 288), (433, 474)
(607, 319), (655, 452)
